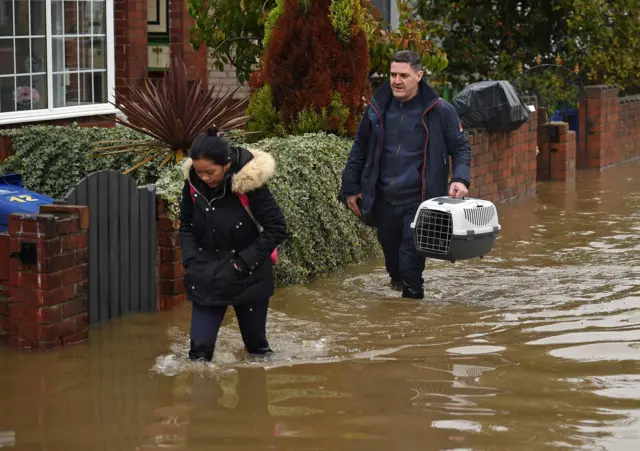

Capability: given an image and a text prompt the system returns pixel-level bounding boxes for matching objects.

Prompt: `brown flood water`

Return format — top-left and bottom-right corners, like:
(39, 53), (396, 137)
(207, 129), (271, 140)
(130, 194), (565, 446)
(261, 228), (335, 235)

(1, 161), (639, 451)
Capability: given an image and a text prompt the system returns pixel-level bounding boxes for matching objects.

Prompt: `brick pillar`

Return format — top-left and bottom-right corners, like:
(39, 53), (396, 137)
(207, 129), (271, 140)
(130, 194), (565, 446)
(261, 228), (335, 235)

(537, 123), (576, 181)
(578, 85), (619, 169)
(7, 205), (89, 350)
(114, 0), (148, 104)
(0, 233), (9, 337)
(0, 136), (13, 162)
(156, 198), (186, 311)
(169, 0), (208, 83)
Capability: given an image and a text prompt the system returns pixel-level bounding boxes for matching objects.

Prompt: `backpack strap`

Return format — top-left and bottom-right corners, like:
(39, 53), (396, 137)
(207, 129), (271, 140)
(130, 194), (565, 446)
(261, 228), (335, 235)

(237, 192), (263, 233)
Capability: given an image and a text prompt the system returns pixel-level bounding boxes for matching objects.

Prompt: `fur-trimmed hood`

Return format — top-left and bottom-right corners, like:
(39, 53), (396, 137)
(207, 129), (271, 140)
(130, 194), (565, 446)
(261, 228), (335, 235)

(183, 147), (275, 193)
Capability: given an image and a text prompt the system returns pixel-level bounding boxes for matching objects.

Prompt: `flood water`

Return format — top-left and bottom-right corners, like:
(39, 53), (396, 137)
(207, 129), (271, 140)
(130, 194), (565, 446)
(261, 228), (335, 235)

(1, 160), (639, 451)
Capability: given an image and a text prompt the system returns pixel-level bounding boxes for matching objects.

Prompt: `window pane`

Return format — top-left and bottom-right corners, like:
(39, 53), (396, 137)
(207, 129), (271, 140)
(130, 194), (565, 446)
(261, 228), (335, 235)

(15, 0), (29, 36)
(0, 40), (14, 75)
(92, 0), (105, 35)
(78, 1), (91, 35)
(31, 37), (45, 72)
(64, 72), (78, 105)
(32, 73), (46, 109)
(51, 0), (63, 35)
(0, 0), (14, 36)
(30, 0), (45, 35)
(15, 38), (29, 74)
(64, 0), (77, 34)
(92, 36), (105, 69)
(2, 0), (111, 115)
(93, 70), (106, 104)
(0, 76), (15, 112)
(79, 71), (91, 104)
(64, 37), (78, 70)
(52, 73), (65, 107)
(79, 36), (91, 69)
(53, 72), (80, 107)
(15, 75), (31, 110)
(52, 37), (65, 71)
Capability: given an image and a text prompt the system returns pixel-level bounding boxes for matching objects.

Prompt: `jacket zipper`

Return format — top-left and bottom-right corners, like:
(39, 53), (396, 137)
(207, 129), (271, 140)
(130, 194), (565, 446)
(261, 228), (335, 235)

(367, 101), (385, 163)
(420, 98), (441, 201)
(189, 175), (227, 207)
(392, 102), (404, 185)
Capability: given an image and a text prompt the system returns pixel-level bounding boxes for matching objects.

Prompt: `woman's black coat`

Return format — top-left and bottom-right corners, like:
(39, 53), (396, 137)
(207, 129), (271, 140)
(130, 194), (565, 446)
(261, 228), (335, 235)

(179, 147), (286, 307)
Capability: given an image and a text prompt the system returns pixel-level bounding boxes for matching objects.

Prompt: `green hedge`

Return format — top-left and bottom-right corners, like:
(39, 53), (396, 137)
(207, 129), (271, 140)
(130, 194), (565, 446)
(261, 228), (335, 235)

(158, 132), (381, 286)
(1, 126), (380, 287)
(0, 124), (158, 199)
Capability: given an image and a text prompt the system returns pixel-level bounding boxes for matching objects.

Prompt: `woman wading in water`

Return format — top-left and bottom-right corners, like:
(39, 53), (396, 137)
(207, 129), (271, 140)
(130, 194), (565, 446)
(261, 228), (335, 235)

(179, 129), (286, 361)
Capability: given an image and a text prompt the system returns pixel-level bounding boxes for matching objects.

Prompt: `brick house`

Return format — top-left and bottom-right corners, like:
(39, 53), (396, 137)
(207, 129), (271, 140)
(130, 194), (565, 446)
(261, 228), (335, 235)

(0, 0), (207, 129)
(0, 1), (399, 130)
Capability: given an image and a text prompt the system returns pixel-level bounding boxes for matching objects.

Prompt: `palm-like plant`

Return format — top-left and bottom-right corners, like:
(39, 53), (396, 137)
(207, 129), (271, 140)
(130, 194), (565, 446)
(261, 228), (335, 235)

(94, 54), (250, 174)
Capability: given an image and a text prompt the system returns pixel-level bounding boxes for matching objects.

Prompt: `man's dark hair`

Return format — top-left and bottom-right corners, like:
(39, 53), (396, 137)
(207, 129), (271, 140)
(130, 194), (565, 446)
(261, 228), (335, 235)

(390, 50), (422, 72)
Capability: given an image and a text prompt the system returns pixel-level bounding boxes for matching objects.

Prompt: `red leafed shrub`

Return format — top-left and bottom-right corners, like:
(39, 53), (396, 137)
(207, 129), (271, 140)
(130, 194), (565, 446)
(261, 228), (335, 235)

(253, 0), (370, 136)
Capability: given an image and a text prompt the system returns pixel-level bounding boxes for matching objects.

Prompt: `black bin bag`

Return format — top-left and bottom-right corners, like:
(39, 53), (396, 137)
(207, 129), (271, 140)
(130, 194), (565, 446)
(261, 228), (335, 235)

(452, 80), (530, 133)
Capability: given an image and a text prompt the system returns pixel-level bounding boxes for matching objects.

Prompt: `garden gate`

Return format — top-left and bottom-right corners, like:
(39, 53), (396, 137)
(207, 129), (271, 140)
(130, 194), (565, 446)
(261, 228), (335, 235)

(64, 170), (157, 325)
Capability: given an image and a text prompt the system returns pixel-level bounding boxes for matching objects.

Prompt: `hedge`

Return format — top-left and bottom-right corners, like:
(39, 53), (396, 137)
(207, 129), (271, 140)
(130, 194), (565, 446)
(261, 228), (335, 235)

(158, 132), (381, 286)
(0, 124), (158, 199)
(0, 126), (380, 287)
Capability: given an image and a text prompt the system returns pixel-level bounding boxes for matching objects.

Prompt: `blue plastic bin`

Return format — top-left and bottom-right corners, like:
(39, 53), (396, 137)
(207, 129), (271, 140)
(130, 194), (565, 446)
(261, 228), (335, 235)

(550, 107), (579, 148)
(0, 174), (55, 233)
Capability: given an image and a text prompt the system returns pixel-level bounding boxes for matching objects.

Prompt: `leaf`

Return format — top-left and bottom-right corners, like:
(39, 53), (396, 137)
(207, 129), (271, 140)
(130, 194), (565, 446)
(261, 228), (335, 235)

(97, 54), (249, 173)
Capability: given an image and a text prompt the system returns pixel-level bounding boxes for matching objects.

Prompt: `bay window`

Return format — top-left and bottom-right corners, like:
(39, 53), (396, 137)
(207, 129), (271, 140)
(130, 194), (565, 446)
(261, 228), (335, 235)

(0, 0), (115, 125)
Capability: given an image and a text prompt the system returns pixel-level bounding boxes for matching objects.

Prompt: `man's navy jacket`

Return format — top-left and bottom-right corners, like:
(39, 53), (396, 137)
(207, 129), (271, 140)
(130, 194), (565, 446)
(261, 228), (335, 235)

(340, 80), (472, 227)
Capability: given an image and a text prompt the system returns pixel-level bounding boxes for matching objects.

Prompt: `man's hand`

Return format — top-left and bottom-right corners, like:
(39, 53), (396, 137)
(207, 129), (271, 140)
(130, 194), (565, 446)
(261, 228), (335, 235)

(346, 194), (362, 217)
(449, 182), (468, 199)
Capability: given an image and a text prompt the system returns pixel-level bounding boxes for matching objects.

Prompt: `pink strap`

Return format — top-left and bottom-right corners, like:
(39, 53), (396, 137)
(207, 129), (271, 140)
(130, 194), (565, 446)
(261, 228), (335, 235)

(188, 186), (278, 264)
(237, 192), (249, 207)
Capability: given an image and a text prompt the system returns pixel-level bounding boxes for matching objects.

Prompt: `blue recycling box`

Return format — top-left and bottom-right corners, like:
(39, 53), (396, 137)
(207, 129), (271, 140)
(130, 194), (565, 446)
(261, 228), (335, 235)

(0, 174), (55, 233)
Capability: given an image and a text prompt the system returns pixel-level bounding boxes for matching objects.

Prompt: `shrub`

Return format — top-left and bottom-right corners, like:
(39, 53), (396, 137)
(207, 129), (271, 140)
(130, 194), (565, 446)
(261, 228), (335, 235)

(1, 126), (381, 288)
(241, 132), (381, 286)
(94, 54), (249, 174)
(248, 0), (371, 137)
(246, 85), (285, 139)
(160, 133), (381, 287)
(0, 124), (158, 199)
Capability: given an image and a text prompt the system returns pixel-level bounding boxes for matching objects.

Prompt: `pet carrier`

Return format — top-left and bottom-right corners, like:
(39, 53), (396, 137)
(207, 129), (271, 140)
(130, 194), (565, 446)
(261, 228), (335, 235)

(410, 197), (501, 263)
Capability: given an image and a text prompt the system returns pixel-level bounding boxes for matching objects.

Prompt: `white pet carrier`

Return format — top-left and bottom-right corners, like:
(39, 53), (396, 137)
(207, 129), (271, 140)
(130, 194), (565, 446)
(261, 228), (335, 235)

(410, 196), (501, 263)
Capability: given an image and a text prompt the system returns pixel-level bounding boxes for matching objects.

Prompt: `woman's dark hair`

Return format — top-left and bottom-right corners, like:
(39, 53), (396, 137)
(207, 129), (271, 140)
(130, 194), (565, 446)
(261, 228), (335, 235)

(189, 127), (232, 165)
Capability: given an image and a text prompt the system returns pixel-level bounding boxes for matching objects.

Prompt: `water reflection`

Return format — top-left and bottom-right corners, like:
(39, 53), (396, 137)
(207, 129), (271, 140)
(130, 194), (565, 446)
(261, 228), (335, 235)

(0, 161), (638, 450)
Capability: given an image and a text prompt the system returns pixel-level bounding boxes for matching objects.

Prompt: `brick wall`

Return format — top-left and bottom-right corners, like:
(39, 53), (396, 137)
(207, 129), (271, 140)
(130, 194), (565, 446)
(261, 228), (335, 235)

(208, 62), (251, 99)
(114, 0), (148, 104)
(465, 108), (538, 202)
(156, 198), (186, 311)
(169, 0), (208, 83)
(578, 86), (640, 169)
(5, 205), (89, 350)
(537, 122), (577, 181)
(0, 233), (8, 337)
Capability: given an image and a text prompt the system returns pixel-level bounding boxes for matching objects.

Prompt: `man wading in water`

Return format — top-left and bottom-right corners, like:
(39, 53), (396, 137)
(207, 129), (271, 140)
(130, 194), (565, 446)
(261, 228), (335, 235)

(341, 50), (472, 299)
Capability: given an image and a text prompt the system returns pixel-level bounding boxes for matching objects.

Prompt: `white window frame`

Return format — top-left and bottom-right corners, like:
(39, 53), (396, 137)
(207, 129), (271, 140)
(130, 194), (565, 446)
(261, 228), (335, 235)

(0, 0), (117, 126)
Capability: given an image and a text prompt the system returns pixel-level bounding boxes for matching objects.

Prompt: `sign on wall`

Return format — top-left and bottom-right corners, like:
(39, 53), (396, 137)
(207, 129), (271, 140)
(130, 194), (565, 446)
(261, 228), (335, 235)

(148, 0), (168, 36)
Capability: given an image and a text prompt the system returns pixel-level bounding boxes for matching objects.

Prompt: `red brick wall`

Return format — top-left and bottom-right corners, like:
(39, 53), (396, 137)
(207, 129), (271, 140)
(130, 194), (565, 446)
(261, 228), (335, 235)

(156, 198), (186, 311)
(579, 86), (640, 169)
(537, 122), (577, 181)
(6, 205), (89, 350)
(0, 233), (9, 337)
(465, 108), (538, 202)
(169, 0), (208, 83)
(114, 0), (148, 104)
